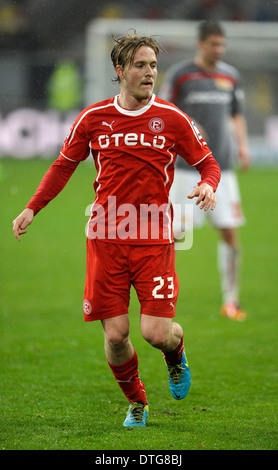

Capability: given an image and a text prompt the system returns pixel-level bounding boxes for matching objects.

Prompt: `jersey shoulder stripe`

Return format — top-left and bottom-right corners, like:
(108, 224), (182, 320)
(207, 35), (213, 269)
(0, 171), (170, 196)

(153, 98), (204, 148)
(153, 98), (192, 123)
(217, 61), (240, 80)
(68, 99), (115, 145)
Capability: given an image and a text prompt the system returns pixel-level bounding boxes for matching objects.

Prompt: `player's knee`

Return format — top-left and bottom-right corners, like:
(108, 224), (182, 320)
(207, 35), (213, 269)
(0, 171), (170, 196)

(221, 228), (238, 246)
(102, 316), (130, 349)
(142, 328), (168, 350)
(107, 330), (129, 348)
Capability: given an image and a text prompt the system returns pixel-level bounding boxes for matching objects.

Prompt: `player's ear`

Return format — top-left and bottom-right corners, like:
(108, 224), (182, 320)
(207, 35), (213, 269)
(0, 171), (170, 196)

(115, 64), (124, 81)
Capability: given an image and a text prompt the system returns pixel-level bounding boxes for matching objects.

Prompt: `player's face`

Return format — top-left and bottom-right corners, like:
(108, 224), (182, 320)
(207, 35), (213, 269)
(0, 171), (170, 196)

(119, 46), (157, 104)
(200, 34), (226, 66)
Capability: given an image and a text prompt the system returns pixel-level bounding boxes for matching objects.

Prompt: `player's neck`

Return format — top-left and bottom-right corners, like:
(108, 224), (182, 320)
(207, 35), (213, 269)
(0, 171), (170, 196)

(117, 92), (152, 111)
(194, 56), (217, 72)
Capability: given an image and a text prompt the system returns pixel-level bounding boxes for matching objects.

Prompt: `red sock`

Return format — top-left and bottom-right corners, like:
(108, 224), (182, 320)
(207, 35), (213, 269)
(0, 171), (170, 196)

(107, 351), (147, 405)
(162, 336), (184, 365)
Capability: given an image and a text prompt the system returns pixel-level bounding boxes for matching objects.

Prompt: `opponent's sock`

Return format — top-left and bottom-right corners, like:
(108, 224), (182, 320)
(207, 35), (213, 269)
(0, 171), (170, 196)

(161, 336), (184, 365)
(217, 241), (240, 305)
(107, 351), (147, 405)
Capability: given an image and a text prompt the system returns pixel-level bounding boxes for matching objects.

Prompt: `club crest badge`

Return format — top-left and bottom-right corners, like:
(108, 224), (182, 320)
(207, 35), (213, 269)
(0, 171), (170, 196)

(148, 118), (165, 133)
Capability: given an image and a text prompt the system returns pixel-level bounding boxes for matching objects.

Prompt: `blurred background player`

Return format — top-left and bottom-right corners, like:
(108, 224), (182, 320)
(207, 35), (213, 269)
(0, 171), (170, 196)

(13, 31), (220, 427)
(160, 20), (251, 321)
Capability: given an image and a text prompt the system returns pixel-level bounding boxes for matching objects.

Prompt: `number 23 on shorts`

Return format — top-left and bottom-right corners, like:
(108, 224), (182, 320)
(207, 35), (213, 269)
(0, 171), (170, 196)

(152, 276), (174, 299)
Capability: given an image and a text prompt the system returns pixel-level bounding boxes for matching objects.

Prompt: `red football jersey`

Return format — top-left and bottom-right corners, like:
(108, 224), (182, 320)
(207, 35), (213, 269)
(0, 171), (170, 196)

(27, 94), (220, 244)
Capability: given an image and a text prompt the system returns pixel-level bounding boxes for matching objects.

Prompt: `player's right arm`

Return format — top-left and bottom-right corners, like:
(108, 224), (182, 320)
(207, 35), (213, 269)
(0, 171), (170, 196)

(12, 155), (79, 242)
(13, 208), (34, 241)
(12, 109), (90, 242)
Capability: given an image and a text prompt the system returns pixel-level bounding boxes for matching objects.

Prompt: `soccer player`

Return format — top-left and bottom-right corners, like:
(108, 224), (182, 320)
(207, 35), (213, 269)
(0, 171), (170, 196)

(12, 31), (220, 427)
(160, 20), (251, 321)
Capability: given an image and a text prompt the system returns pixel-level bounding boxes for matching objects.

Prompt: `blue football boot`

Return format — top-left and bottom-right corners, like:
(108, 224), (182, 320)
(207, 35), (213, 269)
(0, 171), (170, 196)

(165, 351), (191, 400)
(123, 401), (149, 427)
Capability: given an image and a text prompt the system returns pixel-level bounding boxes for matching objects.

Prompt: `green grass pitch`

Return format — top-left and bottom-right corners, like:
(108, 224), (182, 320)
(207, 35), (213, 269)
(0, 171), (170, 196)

(1, 158), (277, 450)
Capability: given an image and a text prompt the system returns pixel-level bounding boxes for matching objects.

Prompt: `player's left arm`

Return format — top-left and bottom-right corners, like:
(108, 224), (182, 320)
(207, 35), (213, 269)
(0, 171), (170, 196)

(173, 108), (221, 210)
(232, 113), (251, 171)
(188, 182), (216, 211)
(188, 154), (220, 211)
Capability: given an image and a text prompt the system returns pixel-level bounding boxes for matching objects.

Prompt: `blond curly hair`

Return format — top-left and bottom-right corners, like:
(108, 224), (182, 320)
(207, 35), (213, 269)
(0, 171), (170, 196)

(111, 29), (162, 83)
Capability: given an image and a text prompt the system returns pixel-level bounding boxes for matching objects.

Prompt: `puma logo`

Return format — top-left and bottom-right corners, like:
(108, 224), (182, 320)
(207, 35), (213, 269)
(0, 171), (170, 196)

(102, 120), (115, 131)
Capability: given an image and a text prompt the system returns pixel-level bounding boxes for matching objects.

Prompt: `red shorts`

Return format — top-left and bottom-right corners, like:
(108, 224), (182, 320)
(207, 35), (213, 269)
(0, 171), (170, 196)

(83, 239), (179, 321)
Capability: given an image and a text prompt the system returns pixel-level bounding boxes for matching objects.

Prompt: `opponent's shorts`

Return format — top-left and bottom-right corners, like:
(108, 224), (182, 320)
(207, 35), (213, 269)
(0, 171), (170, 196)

(170, 169), (245, 232)
(83, 239), (179, 321)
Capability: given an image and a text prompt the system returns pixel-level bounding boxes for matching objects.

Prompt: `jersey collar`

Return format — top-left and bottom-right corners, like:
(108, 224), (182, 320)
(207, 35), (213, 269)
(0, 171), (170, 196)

(113, 94), (156, 116)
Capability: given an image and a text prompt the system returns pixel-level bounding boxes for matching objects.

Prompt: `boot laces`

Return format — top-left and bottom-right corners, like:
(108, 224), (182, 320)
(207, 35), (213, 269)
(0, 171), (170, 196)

(168, 363), (185, 384)
(129, 401), (145, 422)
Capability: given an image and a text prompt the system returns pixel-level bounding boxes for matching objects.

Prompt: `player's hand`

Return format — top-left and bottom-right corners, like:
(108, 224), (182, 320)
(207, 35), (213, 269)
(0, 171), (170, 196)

(238, 146), (251, 171)
(187, 183), (216, 211)
(12, 208), (34, 241)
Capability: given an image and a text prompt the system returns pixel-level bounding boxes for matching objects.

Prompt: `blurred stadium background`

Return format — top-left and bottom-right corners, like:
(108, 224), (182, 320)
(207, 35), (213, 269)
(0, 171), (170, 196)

(0, 0), (278, 164)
